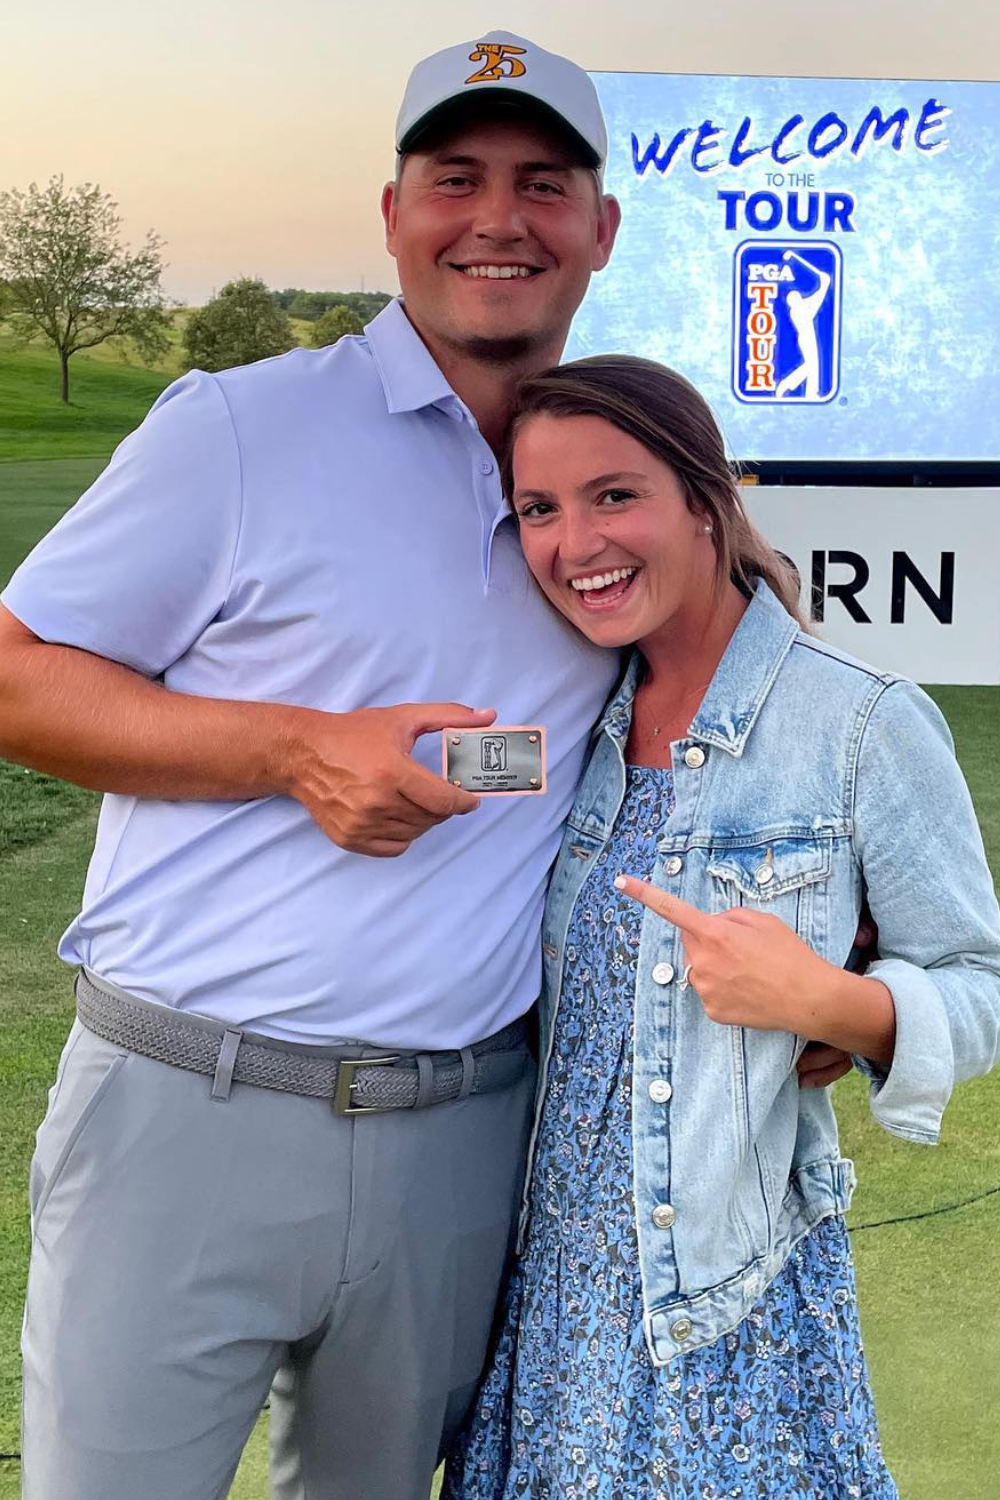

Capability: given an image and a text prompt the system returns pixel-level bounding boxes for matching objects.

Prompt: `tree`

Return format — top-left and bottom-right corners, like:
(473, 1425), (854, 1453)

(270, 288), (393, 323)
(0, 176), (170, 404)
(183, 278), (295, 372)
(310, 306), (364, 348)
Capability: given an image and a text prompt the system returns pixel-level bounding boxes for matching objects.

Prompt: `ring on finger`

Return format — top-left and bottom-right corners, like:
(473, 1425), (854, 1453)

(679, 963), (694, 990)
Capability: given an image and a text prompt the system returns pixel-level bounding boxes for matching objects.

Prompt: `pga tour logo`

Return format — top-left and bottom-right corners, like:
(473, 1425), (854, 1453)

(733, 241), (843, 403)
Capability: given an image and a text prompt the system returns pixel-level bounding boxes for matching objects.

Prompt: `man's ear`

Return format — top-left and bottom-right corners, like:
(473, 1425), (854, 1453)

(381, 181), (399, 257)
(593, 194), (622, 273)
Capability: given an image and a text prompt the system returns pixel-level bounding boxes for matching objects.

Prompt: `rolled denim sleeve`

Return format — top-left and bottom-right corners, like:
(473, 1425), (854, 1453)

(851, 680), (1000, 1144)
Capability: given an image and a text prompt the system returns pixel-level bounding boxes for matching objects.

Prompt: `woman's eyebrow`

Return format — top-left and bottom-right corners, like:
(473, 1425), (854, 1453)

(580, 471), (647, 492)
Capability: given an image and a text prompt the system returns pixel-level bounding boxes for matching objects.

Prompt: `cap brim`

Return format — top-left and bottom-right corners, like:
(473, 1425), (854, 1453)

(398, 90), (602, 169)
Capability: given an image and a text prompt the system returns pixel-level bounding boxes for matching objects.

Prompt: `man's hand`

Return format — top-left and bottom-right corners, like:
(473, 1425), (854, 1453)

(286, 702), (496, 857)
(796, 1042), (853, 1090)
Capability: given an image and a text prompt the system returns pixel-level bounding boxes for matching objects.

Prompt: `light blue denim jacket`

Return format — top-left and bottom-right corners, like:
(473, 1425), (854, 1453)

(524, 579), (1000, 1366)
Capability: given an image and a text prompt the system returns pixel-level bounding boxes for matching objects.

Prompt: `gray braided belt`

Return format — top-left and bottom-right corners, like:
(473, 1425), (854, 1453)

(75, 969), (530, 1116)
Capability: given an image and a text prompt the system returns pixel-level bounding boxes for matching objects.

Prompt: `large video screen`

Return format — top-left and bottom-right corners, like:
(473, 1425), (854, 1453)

(567, 74), (1000, 464)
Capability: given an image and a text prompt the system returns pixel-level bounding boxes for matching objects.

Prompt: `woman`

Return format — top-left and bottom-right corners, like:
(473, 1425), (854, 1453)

(444, 357), (1000, 1499)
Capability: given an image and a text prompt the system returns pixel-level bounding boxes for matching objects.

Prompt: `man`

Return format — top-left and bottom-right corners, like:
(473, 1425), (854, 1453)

(0, 30), (622, 1500)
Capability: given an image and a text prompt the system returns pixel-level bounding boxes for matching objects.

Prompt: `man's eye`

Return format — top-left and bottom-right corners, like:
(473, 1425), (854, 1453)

(526, 180), (563, 196)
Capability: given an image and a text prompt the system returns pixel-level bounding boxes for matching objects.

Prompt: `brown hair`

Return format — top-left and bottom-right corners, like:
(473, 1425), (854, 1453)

(504, 355), (808, 629)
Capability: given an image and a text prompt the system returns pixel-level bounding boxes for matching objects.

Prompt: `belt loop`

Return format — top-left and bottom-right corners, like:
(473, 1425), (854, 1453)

(414, 1052), (435, 1109)
(457, 1046), (476, 1101)
(212, 1029), (243, 1101)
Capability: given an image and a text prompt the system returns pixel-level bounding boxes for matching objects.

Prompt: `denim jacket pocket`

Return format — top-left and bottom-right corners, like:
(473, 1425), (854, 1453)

(706, 832), (832, 946)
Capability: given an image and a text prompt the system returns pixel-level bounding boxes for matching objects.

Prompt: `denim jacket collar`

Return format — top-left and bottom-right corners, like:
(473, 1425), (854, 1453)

(595, 579), (799, 759)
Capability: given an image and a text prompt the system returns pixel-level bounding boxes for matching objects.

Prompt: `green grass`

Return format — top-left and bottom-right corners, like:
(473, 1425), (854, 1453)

(0, 314), (320, 462)
(0, 377), (998, 1496)
(0, 457), (108, 586)
(0, 345), (172, 460)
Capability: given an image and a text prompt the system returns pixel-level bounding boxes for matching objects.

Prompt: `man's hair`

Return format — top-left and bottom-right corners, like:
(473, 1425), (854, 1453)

(503, 356), (808, 627)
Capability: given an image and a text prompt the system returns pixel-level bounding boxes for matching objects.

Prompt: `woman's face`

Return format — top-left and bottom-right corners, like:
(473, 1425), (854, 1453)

(511, 412), (718, 650)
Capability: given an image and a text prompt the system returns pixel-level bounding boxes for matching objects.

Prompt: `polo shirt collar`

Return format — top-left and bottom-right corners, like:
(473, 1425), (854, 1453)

(364, 298), (458, 415)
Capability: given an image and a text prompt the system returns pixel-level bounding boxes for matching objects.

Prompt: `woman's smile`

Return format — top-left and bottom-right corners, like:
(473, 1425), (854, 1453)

(567, 565), (641, 611)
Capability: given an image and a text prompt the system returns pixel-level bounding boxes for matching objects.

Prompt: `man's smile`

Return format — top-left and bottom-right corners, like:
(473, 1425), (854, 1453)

(450, 262), (544, 279)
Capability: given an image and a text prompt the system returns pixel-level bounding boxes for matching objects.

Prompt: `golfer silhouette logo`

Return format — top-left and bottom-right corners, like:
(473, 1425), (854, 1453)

(466, 42), (528, 84)
(481, 737), (508, 773)
(775, 251), (833, 400)
(733, 240), (842, 404)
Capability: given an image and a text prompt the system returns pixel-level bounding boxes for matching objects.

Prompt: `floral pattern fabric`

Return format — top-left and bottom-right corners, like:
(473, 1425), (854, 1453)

(444, 765), (897, 1500)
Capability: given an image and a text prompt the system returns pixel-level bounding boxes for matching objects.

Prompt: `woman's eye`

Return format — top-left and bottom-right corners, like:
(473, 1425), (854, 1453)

(517, 502), (553, 521)
(601, 490), (633, 506)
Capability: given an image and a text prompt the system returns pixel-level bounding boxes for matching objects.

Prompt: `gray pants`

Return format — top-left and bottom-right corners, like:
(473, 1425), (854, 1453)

(22, 1018), (535, 1499)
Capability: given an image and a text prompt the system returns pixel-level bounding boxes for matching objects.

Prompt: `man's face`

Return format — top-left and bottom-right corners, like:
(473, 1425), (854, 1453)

(382, 116), (620, 364)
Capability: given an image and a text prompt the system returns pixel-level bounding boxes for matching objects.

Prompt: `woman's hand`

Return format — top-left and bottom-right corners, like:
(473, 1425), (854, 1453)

(613, 874), (897, 1069)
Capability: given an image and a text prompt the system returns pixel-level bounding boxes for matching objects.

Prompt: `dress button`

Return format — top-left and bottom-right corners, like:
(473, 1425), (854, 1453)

(683, 746), (706, 769)
(651, 1203), (676, 1229)
(479, 459), (494, 475)
(670, 1317), (693, 1342)
(755, 864), (774, 886)
(649, 1079), (673, 1103)
(664, 856), (683, 876)
(651, 962), (675, 985)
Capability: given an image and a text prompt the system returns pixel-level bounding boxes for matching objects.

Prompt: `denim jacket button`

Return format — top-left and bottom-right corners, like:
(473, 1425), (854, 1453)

(755, 864), (774, 886)
(652, 1203), (676, 1229)
(670, 1317), (693, 1342)
(649, 1079), (673, 1103)
(664, 856), (683, 876)
(683, 746), (706, 769)
(651, 962), (675, 986)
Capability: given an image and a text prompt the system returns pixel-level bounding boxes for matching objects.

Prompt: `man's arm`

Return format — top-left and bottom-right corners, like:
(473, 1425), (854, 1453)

(0, 605), (489, 857)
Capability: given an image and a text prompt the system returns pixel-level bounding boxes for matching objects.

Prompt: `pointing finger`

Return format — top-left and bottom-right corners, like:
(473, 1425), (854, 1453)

(613, 875), (715, 938)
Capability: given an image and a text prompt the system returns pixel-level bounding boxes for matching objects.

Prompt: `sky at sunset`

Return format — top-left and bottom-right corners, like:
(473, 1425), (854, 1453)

(4, 0), (997, 305)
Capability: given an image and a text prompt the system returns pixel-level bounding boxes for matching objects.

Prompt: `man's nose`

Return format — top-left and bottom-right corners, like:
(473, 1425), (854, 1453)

(472, 182), (527, 240)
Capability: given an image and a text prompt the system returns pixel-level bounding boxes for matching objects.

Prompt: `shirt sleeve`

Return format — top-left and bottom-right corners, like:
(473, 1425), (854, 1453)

(851, 679), (1000, 1143)
(1, 370), (242, 677)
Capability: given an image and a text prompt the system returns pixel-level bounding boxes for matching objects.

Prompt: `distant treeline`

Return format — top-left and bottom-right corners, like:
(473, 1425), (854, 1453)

(270, 289), (393, 322)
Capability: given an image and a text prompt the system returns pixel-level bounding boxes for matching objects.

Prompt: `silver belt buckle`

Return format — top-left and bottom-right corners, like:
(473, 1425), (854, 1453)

(333, 1054), (400, 1116)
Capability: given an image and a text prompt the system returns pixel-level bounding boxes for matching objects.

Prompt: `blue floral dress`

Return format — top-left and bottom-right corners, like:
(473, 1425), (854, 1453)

(444, 765), (897, 1500)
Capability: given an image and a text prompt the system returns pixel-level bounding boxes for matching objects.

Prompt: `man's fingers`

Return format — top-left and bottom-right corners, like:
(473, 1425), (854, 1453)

(399, 757), (481, 818)
(613, 875), (714, 937)
(402, 703), (498, 743)
(797, 1042), (854, 1089)
(798, 1059), (854, 1089)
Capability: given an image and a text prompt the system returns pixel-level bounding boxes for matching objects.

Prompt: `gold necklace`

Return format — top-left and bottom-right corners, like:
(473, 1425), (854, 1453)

(642, 679), (712, 738)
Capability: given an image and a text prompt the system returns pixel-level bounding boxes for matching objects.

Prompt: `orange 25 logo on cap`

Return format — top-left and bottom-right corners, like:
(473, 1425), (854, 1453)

(465, 42), (527, 85)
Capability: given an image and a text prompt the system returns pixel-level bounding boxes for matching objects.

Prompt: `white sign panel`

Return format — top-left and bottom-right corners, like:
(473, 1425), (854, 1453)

(744, 487), (1000, 684)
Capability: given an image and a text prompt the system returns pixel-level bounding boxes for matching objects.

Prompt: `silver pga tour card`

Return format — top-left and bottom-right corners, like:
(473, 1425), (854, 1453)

(442, 726), (547, 796)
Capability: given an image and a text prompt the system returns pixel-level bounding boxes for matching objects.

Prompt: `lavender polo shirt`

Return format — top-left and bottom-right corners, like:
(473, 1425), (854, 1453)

(2, 301), (618, 1047)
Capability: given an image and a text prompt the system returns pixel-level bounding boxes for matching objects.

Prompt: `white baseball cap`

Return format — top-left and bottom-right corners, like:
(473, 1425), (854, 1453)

(396, 30), (607, 169)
